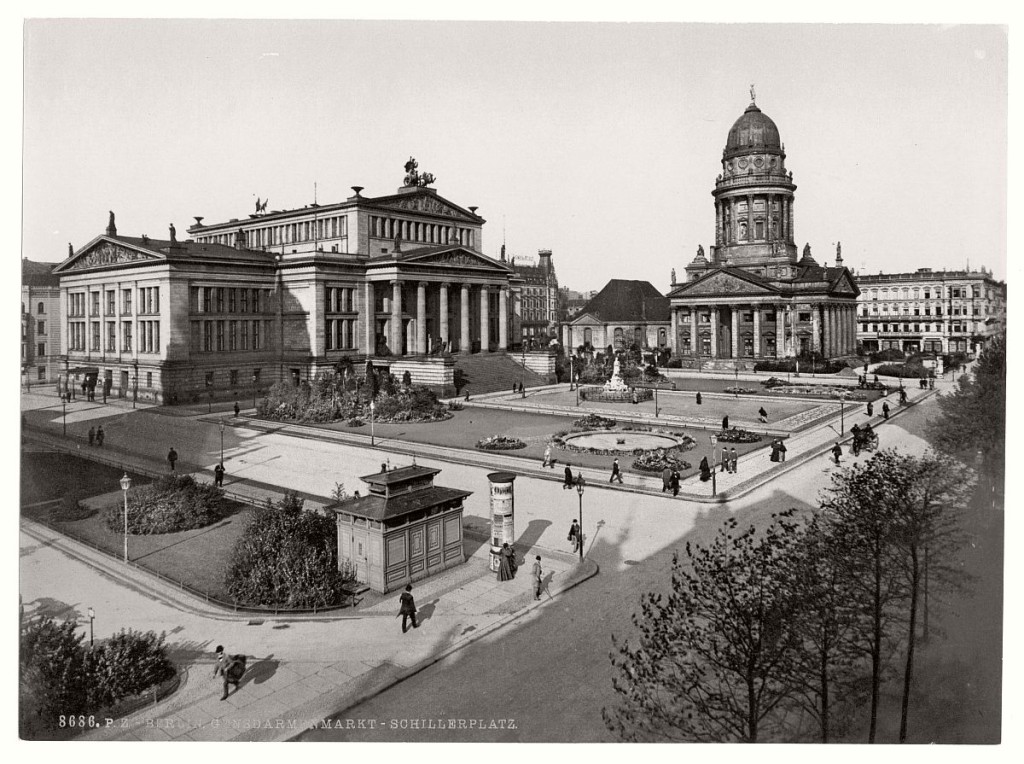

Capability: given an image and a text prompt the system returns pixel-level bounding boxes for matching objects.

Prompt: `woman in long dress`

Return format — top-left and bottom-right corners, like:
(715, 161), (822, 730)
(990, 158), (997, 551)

(498, 542), (517, 581)
(698, 456), (711, 482)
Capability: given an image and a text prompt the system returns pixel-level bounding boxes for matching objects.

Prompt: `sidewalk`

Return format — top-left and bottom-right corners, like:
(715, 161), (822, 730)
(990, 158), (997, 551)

(21, 514), (596, 742)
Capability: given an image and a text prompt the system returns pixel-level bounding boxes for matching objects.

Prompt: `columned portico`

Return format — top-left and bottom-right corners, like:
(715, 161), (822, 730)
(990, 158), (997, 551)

(752, 307), (761, 357)
(710, 307), (719, 358)
(364, 281), (375, 355)
(731, 308), (739, 358)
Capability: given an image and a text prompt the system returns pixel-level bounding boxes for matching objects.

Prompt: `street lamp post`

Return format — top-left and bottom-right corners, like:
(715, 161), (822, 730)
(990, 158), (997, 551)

(575, 475), (586, 562)
(370, 400), (376, 447)
(521, 346), (526, 398)
(87, 607), (95, 647)
(252, 373), (257, 409)
(710, 434), (718, 497)
(119, 473), (132, 562)
(62, 398), (67, 436)
(840, 394), (845, 435)
(654, 385), (659, 417)
(219, 419), (225, 464)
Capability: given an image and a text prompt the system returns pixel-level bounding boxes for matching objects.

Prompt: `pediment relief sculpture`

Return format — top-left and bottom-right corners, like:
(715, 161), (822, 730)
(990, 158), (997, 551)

(684, 272), (771, 296)
(65, 242), (156, 270)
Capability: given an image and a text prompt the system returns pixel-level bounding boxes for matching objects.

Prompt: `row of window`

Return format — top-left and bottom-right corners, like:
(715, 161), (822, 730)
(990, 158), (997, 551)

(71, 287), (158, 318)
(190, 287), (270, 314)
(191, 320), (271, 352)
(197, 216), (349, 248)
(369, 215), (473, 248)
(864, 285), (995, 300)
(862, 305), (991, 317)
(204, 369), (262, 388)
(325, 319), (357, 350)
(860, 323), (976, 334)
(326, 287), (356, 314)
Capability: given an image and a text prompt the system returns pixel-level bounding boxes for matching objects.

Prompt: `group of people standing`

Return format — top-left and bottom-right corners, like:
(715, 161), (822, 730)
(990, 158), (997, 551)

(86, 426), (105, 446)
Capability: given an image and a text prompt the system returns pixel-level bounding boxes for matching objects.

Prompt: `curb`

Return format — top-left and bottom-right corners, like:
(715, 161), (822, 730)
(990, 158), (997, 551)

(281, 556), (601, 742)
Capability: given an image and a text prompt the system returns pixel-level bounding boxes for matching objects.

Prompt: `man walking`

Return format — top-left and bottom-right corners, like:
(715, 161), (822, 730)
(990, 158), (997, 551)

(214, 462), (225, 487)
(758, 406), (768, 423)
(398, 584), (418, 633)
(532, 556), (543, 600)
(212, 645), (245, 701)
(882, 401), (890, 420)
(233, 401), (240, 417)
(609, 458), (623, 484)
(671, 467), (681, 497)
(722, 415), (729, 431)
(96, 426), (104, 447)
(729, 447), (739, 473)
(167, 447), (178, 472)
(866, 401), (874, 417)
(568, 519), (580, 553)
(661, 465), (672, 492)
(832, 442), (843, 465)
(88, 426), (95, 446)
(563, 464), (574, 489)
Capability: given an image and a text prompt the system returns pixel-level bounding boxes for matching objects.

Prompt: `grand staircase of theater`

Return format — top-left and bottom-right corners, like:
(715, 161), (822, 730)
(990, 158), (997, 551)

(453, 353), (551, 396)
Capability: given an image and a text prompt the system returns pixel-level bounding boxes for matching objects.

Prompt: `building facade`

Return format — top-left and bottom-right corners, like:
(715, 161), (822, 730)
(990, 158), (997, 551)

(21, 259), (61, 387)
(855, 267), (1006, 355)
(667, 96), (859, 365)
(53, 160), (521, 404)
(508, 248), (560, 347)
(562, 279), (671, 352)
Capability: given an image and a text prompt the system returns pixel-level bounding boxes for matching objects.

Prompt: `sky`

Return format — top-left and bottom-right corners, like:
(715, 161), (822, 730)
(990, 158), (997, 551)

(20, 17), (1008, 295)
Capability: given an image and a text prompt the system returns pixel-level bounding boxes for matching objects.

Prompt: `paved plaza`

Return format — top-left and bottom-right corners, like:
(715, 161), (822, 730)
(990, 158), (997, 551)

(18, 367), (953, 741)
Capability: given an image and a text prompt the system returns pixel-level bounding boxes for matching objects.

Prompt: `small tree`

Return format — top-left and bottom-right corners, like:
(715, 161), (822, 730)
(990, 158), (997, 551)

(20, 616), (88, 734)
(604, 512), (806, 742)
(819, 452), (908, 743)
(84, 629), (175, 710)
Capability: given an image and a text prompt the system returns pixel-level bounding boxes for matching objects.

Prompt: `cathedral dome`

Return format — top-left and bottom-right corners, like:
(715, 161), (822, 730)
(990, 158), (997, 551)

(723, 102), (783, 160)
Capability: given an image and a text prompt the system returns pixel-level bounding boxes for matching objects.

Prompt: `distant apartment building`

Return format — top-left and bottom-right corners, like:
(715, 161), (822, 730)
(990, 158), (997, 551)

(21, 258), (61, 386)
(560, 287), (597, 321)
(508, 248), (560, 347)
(855, 267), (1006, 355)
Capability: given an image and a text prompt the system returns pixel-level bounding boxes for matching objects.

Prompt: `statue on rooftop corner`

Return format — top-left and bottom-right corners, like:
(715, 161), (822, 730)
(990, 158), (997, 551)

(697, 244), (705, 259)
(803, 242), (811, 258)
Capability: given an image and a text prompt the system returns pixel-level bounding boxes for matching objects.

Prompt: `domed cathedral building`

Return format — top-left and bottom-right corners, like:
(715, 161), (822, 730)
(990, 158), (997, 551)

(667, 92), (860, 366)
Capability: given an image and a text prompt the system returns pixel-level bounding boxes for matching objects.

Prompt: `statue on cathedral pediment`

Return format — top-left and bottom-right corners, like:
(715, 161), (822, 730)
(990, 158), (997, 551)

(403, 156), (437, 187)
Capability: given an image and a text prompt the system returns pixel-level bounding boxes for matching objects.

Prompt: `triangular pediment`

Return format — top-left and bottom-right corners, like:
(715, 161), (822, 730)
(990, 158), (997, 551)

(398, 247), (512, 272)
(54, 237), (163, 273)
(373, 192), (477, 222)
(830, 271), (860, 296)
(672, 269), (777, 298)
(570, 312), (603, 326)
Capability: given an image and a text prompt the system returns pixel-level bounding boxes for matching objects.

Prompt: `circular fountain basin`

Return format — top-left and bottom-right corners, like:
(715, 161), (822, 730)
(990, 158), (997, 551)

(563, 432), (682, 451)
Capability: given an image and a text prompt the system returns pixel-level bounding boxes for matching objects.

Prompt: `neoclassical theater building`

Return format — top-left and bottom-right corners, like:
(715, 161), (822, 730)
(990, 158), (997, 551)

(53, 160), (524, 404)
(668, 95), (860, 366)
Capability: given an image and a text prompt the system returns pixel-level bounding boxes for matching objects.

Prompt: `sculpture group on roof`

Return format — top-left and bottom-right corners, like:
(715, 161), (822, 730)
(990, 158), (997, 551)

(403, 156), (436, 188)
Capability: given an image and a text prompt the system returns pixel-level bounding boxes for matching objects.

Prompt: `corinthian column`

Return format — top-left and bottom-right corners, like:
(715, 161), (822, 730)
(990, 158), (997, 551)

(416, 282), (427, 355)
(364, 281), (375, 355)
(498, 287), (509, 350)
(479, 286), (491, 353)
(391, 280), (402, 355)
(439, 283), (450, 349)
(460, 284), (471, 353)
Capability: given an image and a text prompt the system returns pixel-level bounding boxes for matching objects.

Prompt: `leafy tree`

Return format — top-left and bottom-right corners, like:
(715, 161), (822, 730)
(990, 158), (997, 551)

(784, 514), (870, 742)
(20, 616), (88, 734)
(604, 512), (806, 742)
(873, 452), (973, 742)
(226, 491), (356, 608)
(927, 333), (1004, 505)
(819, 451), (909, 743)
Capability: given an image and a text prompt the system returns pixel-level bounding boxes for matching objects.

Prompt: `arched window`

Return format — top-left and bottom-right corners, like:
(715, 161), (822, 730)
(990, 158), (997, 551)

(583, 328), (592, 345)
(613, 327), (625, 349)
(37, 302), (45, 314)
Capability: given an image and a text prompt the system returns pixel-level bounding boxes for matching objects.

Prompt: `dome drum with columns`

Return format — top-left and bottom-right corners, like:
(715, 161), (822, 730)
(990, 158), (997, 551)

(668, 94), (859, 366)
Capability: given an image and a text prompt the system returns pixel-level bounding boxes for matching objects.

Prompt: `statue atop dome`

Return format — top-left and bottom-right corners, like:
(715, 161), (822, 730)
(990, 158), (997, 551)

(750, 83), (756, 105)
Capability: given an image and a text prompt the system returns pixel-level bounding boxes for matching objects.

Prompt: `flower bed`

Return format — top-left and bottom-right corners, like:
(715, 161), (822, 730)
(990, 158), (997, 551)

(573, 414), (617, 430)
(715, 428), (763, 443)
(723, 386), (759, 395)
(578, 386), (653, 403)
(760, 376), (875, 401)
(552, 427), (696, 457)
(631, 448), (693, 474)
(476, 435), (527, 451)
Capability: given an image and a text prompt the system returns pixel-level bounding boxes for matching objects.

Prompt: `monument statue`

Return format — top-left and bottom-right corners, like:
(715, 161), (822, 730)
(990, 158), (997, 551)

(670, 267), (676, 284)
(68, 242), (73, 258)
(750, 83), (756, 105)
(402, 156), (436, 187)
(697, 244), (705, 259)
(169, 223), (177, 244)
(803, 242), (811, 258)
(603, 355), (629, 393)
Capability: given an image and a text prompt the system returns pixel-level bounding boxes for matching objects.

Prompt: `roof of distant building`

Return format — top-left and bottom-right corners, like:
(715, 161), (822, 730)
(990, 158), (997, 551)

(22, 259), (59, 287)
(575, 279), (670, 323)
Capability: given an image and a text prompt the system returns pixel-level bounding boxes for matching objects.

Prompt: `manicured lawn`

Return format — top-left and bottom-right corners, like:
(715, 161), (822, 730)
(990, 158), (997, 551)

(22, 451), (250, 603)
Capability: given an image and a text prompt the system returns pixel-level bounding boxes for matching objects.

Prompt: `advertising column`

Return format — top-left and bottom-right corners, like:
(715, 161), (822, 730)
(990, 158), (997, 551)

(486, 472), (517, 573)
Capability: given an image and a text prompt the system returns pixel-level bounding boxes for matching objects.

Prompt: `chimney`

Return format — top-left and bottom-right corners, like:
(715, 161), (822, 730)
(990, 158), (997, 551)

(538, 249), (552, 274)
